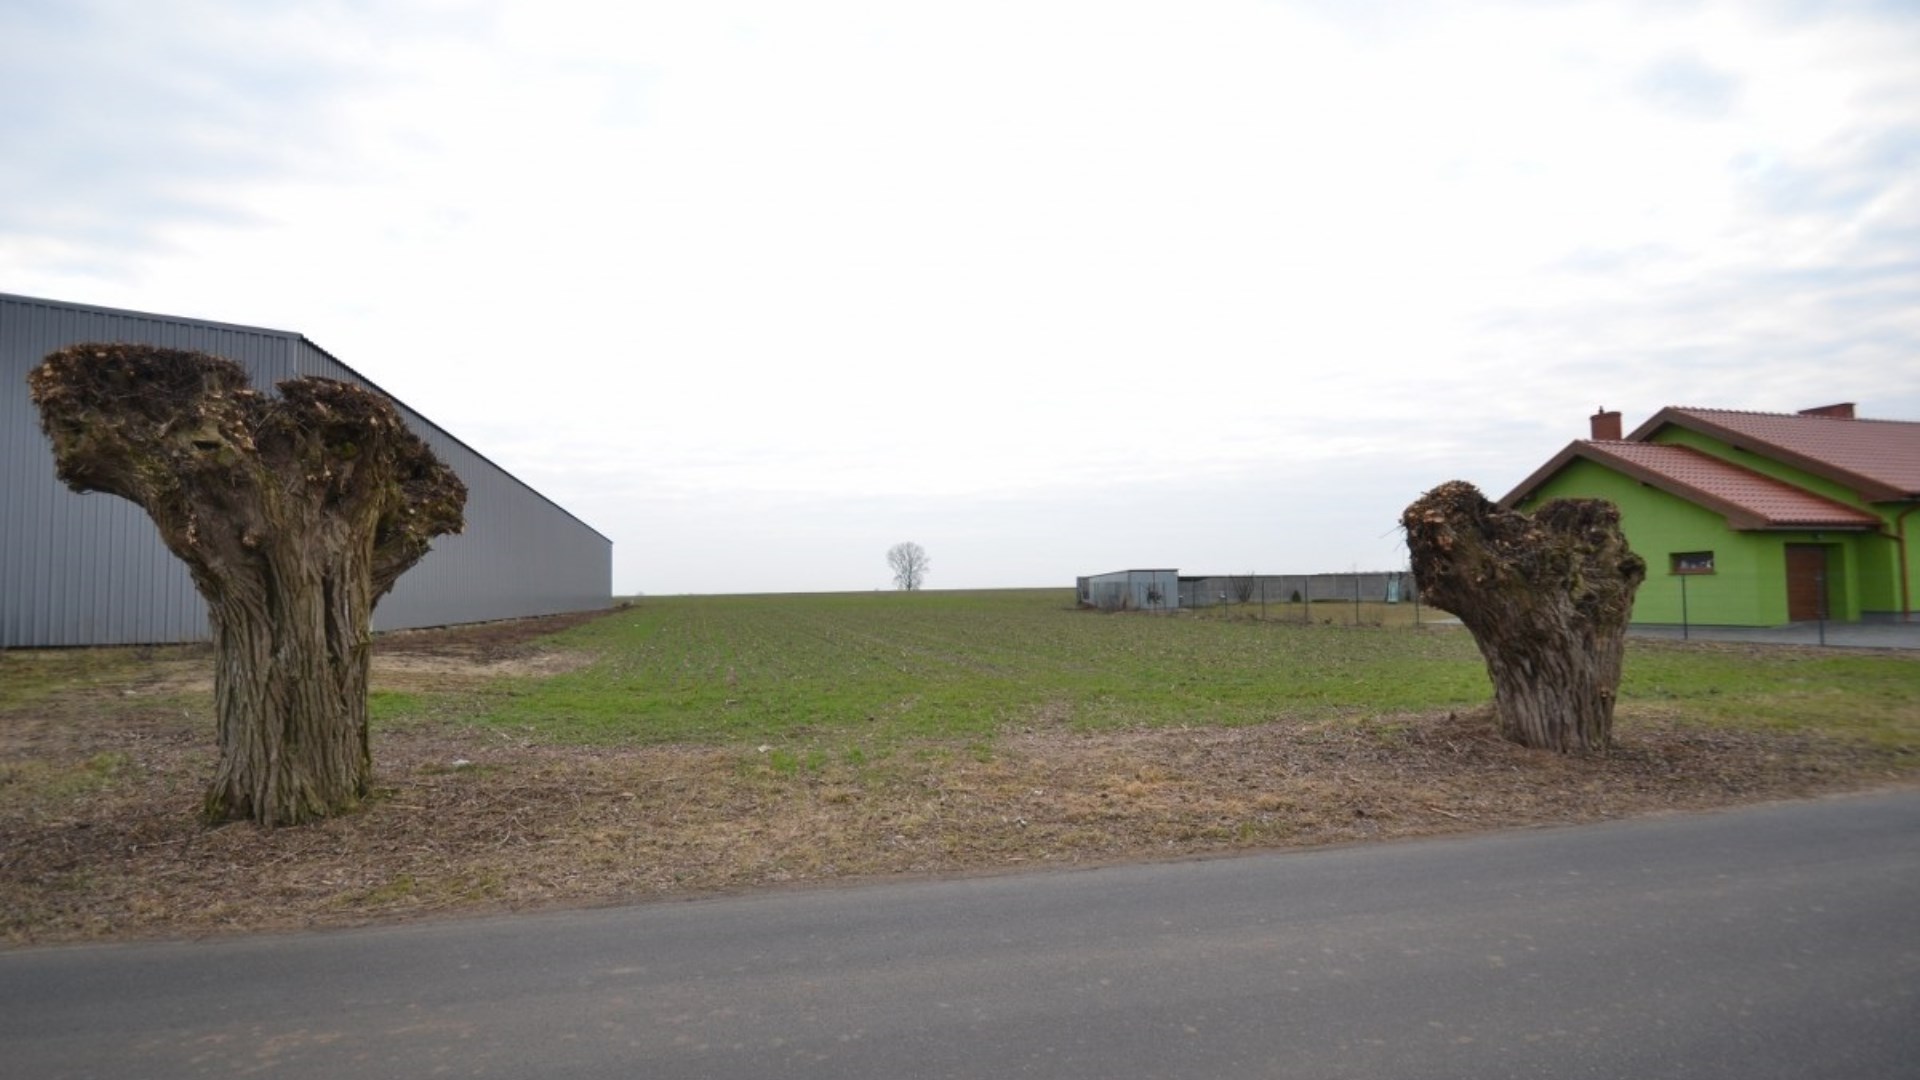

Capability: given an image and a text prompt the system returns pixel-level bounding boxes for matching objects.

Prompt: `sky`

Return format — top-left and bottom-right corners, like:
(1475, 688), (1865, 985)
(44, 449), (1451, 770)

(3, 0), (1917, 596)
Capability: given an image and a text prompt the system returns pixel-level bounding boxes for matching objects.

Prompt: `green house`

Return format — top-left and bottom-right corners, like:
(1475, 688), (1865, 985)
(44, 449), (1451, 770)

(1502, 404), (1920, 627)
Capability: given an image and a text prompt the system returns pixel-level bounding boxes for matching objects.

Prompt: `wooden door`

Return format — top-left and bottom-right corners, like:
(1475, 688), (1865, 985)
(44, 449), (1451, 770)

(1785, 545), (1828, 621)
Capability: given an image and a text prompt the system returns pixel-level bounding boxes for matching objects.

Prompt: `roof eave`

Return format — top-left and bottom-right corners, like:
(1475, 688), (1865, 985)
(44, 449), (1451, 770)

(1498, 441), (1587, 509)
(1503, 443), (1880, 532)
(1499, 442), (1749, 524)
(1636, 408), (1907, 503)
(1741, 520), (1880, 532)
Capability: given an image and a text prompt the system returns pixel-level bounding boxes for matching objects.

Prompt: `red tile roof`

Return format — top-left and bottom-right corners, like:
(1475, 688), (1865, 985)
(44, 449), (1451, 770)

(1502, 441), (1884, 530)
(1628, 407), (1920, 502)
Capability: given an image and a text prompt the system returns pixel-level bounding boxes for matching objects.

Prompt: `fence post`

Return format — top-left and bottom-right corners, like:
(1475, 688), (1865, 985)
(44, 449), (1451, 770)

(1817, 564), (1827, 647)
(1680, 573), (1689, 641)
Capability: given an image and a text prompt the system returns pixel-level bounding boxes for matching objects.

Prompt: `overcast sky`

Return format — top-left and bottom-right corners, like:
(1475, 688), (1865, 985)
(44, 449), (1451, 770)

(4, 0), (1917, 595)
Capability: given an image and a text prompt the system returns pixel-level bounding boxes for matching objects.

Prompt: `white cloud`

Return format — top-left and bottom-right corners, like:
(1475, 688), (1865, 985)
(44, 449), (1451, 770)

(4, 0), (1918, 593)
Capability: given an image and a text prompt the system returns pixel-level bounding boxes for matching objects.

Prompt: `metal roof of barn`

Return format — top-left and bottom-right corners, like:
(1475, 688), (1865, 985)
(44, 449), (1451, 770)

(2, 291), (611, 543)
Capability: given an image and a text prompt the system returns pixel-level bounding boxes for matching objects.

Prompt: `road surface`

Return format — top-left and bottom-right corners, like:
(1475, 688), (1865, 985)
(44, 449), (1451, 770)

(5, 790), (1917, 1078)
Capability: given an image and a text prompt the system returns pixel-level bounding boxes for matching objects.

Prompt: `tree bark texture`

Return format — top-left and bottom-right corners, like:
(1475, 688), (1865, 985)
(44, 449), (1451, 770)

(30, 345), (466, 826)
(1401, 481), (1646, 752)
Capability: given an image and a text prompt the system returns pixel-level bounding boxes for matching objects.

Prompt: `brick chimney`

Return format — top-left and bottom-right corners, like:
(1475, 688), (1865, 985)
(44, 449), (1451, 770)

(1590, 407), (1623, 441)
(1798, 403), (1855, 419)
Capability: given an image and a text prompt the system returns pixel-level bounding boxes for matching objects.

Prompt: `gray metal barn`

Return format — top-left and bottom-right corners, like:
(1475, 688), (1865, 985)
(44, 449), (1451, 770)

(2, 293), (611, 647)
(1077, 569), (1180, 612)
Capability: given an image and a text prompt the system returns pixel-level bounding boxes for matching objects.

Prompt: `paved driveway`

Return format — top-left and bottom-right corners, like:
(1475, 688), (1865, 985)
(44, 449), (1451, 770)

(1629, 620), (1920, 649)
(1423, 616), (1920, 648)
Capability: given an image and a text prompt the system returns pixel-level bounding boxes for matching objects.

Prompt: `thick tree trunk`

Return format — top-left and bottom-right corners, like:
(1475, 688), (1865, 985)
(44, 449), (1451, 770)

(30, 344), (465, 827)
(1402, 482), (1645, 752)
(1454, 585), (1633, 752)
(202, 547), (376, 825)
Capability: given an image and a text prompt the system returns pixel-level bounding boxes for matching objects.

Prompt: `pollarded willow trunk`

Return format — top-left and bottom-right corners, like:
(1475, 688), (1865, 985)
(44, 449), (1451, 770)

(30, 345), (465, 826)
(1401, 481), (1645, 752)
(200, 532), (378, 823)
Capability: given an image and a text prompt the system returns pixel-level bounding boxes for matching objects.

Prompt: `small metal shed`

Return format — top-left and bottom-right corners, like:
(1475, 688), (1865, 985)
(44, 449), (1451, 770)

(1078, 569), (1180, 612)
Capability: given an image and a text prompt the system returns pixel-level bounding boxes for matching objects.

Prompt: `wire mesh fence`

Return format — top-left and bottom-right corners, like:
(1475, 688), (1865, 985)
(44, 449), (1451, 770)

(1631, 568), (1919, 648)
(1075, 568), (1918, 646)
(1078, 571), (1434, 627)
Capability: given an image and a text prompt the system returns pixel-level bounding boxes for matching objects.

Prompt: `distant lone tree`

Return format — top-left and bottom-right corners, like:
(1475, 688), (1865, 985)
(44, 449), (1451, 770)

(1401, 481), (1645, 752)
(887, 541), (930, 591)
(30, 344), (467, 826)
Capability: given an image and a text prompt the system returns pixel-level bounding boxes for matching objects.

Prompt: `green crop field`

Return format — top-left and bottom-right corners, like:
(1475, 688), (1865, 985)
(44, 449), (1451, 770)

(454, 589), (1920, 748)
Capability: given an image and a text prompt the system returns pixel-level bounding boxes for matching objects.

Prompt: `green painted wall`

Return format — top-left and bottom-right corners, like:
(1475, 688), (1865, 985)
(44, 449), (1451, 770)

(1853, 531), (1906, 616)
(1517, 458), (1867, 625)
(1895, 511), (1920, 620)
(1649, 426), (1914, 617)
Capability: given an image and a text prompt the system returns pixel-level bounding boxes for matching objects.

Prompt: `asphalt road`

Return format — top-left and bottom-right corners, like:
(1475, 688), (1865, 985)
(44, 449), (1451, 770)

(5, 791), (1918, 1079)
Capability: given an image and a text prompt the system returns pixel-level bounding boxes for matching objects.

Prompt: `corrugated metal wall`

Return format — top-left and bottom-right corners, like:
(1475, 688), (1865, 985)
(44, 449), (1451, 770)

(1082, 569), (1180, 611)
(1178, 572), (1417, 608)
(2, 293), (611, 647)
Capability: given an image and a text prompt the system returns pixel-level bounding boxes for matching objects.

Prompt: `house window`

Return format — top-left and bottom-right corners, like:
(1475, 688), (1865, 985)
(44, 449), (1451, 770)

(1670, 551), (1715, 575)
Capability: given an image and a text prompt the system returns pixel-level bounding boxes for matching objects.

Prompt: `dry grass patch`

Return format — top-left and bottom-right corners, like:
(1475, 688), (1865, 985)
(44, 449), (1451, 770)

(4, 702), (1910, 945)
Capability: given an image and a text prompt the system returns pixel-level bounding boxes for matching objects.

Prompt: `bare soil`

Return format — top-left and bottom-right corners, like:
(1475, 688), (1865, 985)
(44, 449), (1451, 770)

(3, 613), (1912, 947)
